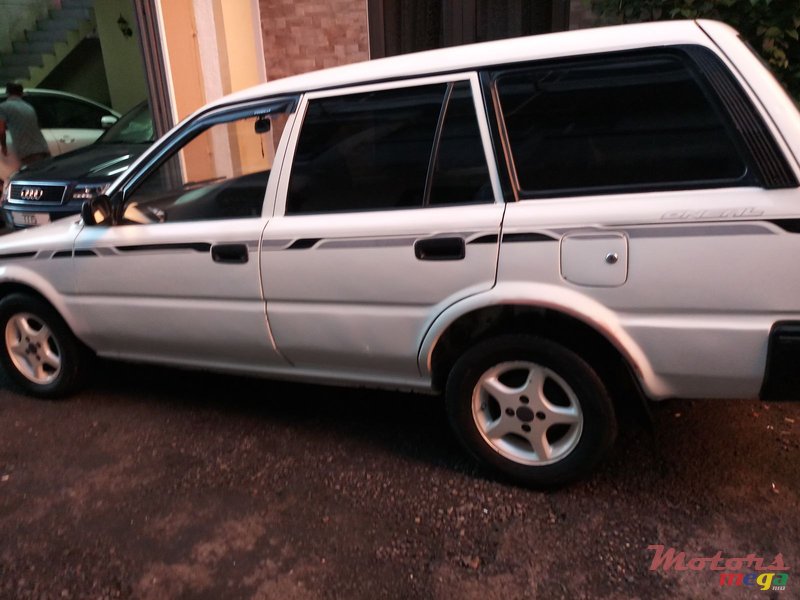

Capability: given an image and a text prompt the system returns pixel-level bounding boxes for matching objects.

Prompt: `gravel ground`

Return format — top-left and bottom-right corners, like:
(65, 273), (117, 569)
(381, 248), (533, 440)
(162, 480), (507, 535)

(0, 360), (798, 600)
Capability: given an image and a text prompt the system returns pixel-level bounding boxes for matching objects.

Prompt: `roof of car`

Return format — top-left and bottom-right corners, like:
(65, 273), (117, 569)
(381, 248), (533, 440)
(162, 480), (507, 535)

(211, 19), (734, 111)
(0, 88), (119, 116)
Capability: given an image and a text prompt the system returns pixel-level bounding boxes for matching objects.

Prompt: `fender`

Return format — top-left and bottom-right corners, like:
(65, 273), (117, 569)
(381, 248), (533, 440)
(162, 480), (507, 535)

(417, 281), (673, 400)
(0, 264), (90, 346)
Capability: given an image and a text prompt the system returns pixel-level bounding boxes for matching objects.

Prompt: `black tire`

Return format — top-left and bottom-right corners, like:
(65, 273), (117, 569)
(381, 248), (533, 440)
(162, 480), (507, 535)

(445, 334), (617, 489)
(0, 293), (87, 399)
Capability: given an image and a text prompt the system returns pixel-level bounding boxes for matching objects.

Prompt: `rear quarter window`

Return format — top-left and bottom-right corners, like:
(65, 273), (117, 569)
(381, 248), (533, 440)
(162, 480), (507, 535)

(493, 48), (761, 198)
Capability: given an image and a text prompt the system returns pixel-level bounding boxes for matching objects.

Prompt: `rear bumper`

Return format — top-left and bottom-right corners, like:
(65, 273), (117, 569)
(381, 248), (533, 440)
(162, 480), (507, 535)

(760, 322), (800, 401)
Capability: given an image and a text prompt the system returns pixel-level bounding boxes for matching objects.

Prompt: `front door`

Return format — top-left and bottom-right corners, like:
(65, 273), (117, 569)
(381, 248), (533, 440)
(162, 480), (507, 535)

(71, 101), (295, 373)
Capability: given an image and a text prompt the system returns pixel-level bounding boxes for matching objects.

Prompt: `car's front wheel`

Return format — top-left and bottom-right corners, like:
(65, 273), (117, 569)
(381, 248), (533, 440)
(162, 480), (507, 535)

(446, 335), (617, 488)
(0, 293), (87, 398)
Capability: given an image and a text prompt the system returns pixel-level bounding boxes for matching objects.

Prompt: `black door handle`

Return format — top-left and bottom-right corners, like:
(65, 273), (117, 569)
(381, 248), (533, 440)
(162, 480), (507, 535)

(414, 237), (465, 261)
(211, 243), (248, 264)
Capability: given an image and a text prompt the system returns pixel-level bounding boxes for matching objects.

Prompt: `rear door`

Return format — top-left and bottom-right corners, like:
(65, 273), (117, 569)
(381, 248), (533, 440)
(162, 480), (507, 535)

(260, 73), (505, 386)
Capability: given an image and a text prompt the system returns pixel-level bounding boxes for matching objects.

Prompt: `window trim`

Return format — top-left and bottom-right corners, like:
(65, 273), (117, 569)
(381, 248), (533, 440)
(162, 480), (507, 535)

(478, 70), (516, 203)
(117, 96), (298, 215)
(276, 72), (504, 217)
(422, 82), (454, 208)
(684, 44), (798, 189)
(486, 46), (795, 202)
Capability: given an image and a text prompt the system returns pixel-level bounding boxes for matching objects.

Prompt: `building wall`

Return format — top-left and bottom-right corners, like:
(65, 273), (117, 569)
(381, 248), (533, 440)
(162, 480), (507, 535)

(0, 0), (51, 55)
(94, 0), (147, 112)
(158, 0), (205, 123)
(215, 0), (266, 93)
(258, 0), (369, 81)
(38, 37), (111, 106)
(158, 0), (266, 120)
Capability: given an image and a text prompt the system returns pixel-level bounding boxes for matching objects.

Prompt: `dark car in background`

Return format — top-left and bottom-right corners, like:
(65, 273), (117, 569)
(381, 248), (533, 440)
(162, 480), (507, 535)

(1, 101), (152, 228)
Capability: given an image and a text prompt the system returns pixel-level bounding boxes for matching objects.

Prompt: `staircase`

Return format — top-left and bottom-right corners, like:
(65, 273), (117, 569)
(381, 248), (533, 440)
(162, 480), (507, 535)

(0, 0), (96, 87)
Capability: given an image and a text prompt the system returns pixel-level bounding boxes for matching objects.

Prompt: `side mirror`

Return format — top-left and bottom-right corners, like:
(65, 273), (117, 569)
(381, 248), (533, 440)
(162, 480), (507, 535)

(80, 194), (113, 226)
(101, 115), (118, 129)
(254, 117), (271, 134)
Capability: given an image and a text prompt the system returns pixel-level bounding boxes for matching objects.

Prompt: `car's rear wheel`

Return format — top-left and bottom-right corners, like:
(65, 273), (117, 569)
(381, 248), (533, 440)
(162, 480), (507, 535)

(0, 294), (87, 398)
(446, 335), (617, 488)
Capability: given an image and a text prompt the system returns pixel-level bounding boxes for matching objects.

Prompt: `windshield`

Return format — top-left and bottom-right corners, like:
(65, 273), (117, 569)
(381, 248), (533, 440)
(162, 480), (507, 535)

(98, 101), (154, 144)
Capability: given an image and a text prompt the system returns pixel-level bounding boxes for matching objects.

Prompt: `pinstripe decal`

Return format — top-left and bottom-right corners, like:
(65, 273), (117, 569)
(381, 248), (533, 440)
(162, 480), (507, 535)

(0, 221), (795, 265)
(625, 224), (774, 238)
(318, 237), (417, 249)
(116, 242), (212, 253)
(68, 241), (259, 257)
(287, 238), (321, 250)
(502, 232), (557, 243)
(769, 219), (800, 233)
(265, 232), (494, 251)
(0, 251), (37, 260)
(468, 234), (499, 245)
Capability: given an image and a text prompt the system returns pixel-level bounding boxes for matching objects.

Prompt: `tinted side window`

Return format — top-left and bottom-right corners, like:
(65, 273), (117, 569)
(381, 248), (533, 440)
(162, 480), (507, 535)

(287, 84), (445, 214)
(28, 96), (110, 129)
(495, 51), (756, 197)
(120, 111), (290, 224)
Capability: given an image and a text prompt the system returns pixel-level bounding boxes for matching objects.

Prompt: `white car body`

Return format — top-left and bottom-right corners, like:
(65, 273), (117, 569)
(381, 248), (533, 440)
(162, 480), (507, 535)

(1, 20), (798, 485)
(1, 89), (119, 157)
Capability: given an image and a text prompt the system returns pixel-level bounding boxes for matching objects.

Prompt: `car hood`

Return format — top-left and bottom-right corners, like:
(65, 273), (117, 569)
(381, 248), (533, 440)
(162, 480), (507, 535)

(0, 213), (82, 255)
(15, 143), (149, 182)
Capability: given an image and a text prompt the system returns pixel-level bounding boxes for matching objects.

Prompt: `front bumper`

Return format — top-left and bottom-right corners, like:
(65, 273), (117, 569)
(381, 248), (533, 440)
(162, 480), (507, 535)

(2, 201), (83, 229)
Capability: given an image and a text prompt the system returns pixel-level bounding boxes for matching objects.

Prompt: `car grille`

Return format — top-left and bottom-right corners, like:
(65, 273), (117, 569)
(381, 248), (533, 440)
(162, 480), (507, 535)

(8, 183), (67, 205)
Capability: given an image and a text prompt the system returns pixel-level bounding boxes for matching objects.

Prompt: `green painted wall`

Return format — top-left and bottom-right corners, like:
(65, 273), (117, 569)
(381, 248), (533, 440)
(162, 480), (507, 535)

(94, 0), (146, 113)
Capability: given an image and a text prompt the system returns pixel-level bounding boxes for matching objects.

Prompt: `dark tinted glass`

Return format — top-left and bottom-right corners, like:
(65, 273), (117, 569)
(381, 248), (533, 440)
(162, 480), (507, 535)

(496, 52), (753, 196)
(18, 96), (52, 127)
(429, 81), (492, 205)
(121, 112), (290, 224)
(99, 102), (154, 144)
(27, 96), (110, 129)
(287, 84), (446, 214)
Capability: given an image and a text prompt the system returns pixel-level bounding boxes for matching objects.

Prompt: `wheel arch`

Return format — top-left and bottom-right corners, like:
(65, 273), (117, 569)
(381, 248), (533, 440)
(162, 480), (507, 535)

(419, 284), (670, 404)
(0, 270), (88, 348)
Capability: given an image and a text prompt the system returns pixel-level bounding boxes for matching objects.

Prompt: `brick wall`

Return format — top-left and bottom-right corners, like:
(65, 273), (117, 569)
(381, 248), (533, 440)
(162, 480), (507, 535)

(258, 0), (369, 82)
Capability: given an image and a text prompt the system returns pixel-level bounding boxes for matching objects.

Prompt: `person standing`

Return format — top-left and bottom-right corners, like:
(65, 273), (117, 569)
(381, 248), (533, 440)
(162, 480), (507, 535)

(0, 82), (51, 185)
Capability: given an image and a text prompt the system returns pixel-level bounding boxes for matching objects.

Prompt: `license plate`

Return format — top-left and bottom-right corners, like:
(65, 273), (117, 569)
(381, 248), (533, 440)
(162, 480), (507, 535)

(12, 212), (50, 227)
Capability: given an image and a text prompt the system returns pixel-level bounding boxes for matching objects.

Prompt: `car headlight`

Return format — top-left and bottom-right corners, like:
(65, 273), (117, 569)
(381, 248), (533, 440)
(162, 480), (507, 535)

(71, 183), (110, 201)
(1, 182), (9, 204)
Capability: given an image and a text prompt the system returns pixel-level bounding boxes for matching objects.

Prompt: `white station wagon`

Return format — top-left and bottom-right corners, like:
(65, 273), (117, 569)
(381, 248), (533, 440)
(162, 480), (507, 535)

(1, 20), (799, 487)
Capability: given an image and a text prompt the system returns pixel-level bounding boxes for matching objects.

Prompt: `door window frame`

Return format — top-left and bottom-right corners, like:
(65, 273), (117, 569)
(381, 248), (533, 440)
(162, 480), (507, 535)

(112, 96), (299, 223)
(275, 72), (504, 217)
